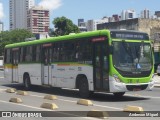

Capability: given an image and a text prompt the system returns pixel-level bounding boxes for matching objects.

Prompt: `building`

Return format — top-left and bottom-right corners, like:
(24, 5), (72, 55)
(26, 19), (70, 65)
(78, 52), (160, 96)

(78, 19), (84, 26)
(121, 10), (136, 20)
(0, 21), (3, 33)
(112, 14), (120, 22)
(78, 19), (87, 32)
(27, 6), (49, 35)
(87, 18), (109, 31)
(155, 11), (160, 18)
(97, 18), (160, 37)
(9, 0), (35, 30)
(141, 9), (150, 19)
(97, 18), (160, 48)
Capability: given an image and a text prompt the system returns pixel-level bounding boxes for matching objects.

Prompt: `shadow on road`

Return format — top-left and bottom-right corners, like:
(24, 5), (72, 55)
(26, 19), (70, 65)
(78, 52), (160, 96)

(2, 83), (150, 102)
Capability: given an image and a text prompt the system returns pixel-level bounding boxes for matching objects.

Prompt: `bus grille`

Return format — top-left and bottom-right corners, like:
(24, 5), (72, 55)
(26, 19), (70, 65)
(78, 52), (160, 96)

(126, 84), (148, 91)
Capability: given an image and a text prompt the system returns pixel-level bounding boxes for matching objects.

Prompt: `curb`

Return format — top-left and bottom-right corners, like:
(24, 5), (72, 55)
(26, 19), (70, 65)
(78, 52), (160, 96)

(6, 88), (16, 93)
(16, 90), (28, 96)
(44, 95), (57, 100)
(9, 97), (23, 103)
(87, 110), (109, 119)
(77, 99), (93, 106)
(123, 105), (144, 113)
(41, 102), (58, 110)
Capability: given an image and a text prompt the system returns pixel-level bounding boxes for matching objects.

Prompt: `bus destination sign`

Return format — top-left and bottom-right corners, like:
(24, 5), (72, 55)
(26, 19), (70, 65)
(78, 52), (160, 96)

(111, 31), (149, 40)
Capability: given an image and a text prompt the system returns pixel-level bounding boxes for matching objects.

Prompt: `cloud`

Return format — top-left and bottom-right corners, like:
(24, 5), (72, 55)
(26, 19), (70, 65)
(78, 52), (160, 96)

(38, 0), (62, 11)
(0, 3), (4, 19)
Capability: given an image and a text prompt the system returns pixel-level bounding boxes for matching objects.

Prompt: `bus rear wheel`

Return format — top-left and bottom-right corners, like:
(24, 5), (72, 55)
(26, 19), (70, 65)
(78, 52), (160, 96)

(113, 92), (125, 98)
(24, 75), (31, 90)
(79, 77), (90, 98)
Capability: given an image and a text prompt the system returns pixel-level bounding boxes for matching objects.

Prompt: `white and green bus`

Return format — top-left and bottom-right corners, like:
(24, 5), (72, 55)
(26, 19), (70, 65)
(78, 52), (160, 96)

(4, 30), (154, 98)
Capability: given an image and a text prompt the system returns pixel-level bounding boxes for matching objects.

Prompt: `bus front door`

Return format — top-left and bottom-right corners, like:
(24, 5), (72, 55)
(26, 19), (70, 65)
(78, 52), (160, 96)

(43, 47), (52, 85)
(93, 42), (109, 91)
(12, 50), (19, 83)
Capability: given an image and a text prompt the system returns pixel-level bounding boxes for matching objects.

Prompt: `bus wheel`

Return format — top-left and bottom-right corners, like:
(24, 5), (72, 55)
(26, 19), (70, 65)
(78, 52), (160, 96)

(24, 75), (31, 90)
(113, 92), (125, 98)
(79, 78), (90, 98)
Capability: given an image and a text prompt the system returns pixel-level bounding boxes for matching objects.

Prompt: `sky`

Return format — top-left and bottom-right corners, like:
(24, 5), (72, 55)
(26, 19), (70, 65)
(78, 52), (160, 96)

(0, 0), (160, 30)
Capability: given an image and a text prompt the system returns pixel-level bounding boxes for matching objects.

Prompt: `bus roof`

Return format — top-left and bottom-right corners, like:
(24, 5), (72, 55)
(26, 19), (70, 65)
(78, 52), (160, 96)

(5, 30), (110, 49)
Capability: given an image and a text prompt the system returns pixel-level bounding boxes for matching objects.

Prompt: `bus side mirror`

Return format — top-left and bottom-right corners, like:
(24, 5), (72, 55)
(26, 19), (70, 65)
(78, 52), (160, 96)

(109, 45), (113, 54)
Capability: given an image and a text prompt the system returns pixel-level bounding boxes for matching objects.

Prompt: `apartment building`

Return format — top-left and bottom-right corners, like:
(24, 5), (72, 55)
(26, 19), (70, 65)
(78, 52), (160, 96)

(27, 6), (49, 34)
(9, 0), (35, 30)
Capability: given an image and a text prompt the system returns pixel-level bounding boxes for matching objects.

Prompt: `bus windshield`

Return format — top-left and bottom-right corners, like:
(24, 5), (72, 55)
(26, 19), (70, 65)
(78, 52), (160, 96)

(112, 41), (152, 76)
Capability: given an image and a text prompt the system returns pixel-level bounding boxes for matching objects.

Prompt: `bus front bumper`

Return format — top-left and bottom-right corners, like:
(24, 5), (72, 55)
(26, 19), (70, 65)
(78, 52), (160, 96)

(109, 77), (155, 92)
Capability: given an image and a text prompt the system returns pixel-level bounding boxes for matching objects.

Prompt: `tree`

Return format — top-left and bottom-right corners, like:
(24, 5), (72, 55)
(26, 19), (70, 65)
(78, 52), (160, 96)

(0, 29), (33, 56)
(53, 16), (80, 36)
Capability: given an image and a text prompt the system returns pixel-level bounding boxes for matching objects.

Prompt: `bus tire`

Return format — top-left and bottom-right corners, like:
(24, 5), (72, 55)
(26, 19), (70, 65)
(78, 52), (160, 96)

(24, 75), (31, 90)
(79, 77), (90, 98)
(113, 92), (125, 98)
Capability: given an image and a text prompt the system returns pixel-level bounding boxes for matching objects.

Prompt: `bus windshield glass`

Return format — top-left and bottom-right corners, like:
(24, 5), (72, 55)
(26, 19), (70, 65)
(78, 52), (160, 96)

(112, 41), (152, 76)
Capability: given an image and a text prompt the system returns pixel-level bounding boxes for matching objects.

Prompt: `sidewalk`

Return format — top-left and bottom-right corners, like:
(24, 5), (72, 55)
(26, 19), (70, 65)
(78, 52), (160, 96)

(153, 74), (160, 88)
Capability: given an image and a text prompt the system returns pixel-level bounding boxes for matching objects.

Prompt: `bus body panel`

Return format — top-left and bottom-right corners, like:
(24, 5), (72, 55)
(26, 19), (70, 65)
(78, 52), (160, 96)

(13, 66), (18, 82)
(4, 64), (12, 83)
(51, 64), (94, 90)
(18, 64), (42, 85)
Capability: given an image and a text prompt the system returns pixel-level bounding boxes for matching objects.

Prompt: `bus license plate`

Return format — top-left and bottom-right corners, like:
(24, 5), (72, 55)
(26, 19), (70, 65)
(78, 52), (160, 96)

(133, 88), (141, 91)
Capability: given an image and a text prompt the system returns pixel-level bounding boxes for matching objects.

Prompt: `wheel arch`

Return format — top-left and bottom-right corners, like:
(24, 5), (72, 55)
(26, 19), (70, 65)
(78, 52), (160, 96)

(23, 72), (30, 83)
(75, 74), (88, 89)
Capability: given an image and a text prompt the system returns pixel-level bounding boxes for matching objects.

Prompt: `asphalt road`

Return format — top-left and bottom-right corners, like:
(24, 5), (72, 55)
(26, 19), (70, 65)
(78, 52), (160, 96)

(0, 71), (160, 120)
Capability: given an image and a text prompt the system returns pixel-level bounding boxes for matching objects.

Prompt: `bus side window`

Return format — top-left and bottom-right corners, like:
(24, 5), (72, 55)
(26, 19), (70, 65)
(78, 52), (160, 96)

(52, 43), (60, 62)
(77, 40), (92, 63)
(52, 45), (57, 61)
(20, 48), (23, 62)
(32, 46), (36, 62)
(36, 45), (40, 62)
(25, 46), (32, 62)
(5, 49), (11, 63)
(75, 43), (80, 61)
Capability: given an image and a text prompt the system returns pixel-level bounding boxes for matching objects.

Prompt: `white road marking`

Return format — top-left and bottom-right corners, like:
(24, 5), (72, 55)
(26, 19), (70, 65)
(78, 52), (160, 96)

(93, 104), (123, 110)
(0, 88), (6, 91)
(30, 94), (77, 103)
(58, 98), (77, 103)
(125, 94), (160, 99)
(0, 99), (52, 111)
(29, 94), (43, 98)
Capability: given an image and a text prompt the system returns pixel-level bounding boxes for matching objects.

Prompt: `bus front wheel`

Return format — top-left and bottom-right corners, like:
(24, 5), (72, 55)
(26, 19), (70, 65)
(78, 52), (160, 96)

(79, 78), (90, 98)
(113, 92), (125, 97)
(24, 75), (31, 90)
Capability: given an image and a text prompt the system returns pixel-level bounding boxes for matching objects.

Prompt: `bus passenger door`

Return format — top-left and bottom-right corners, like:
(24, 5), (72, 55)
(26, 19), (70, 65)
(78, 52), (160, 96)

(93, 41), (109, 91)
(12, 49), (19, 83)
(42, 45), (52, 85)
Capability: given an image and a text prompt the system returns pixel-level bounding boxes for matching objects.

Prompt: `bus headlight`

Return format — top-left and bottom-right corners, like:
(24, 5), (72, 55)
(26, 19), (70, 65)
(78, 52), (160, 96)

(113, 75), (121, 83)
